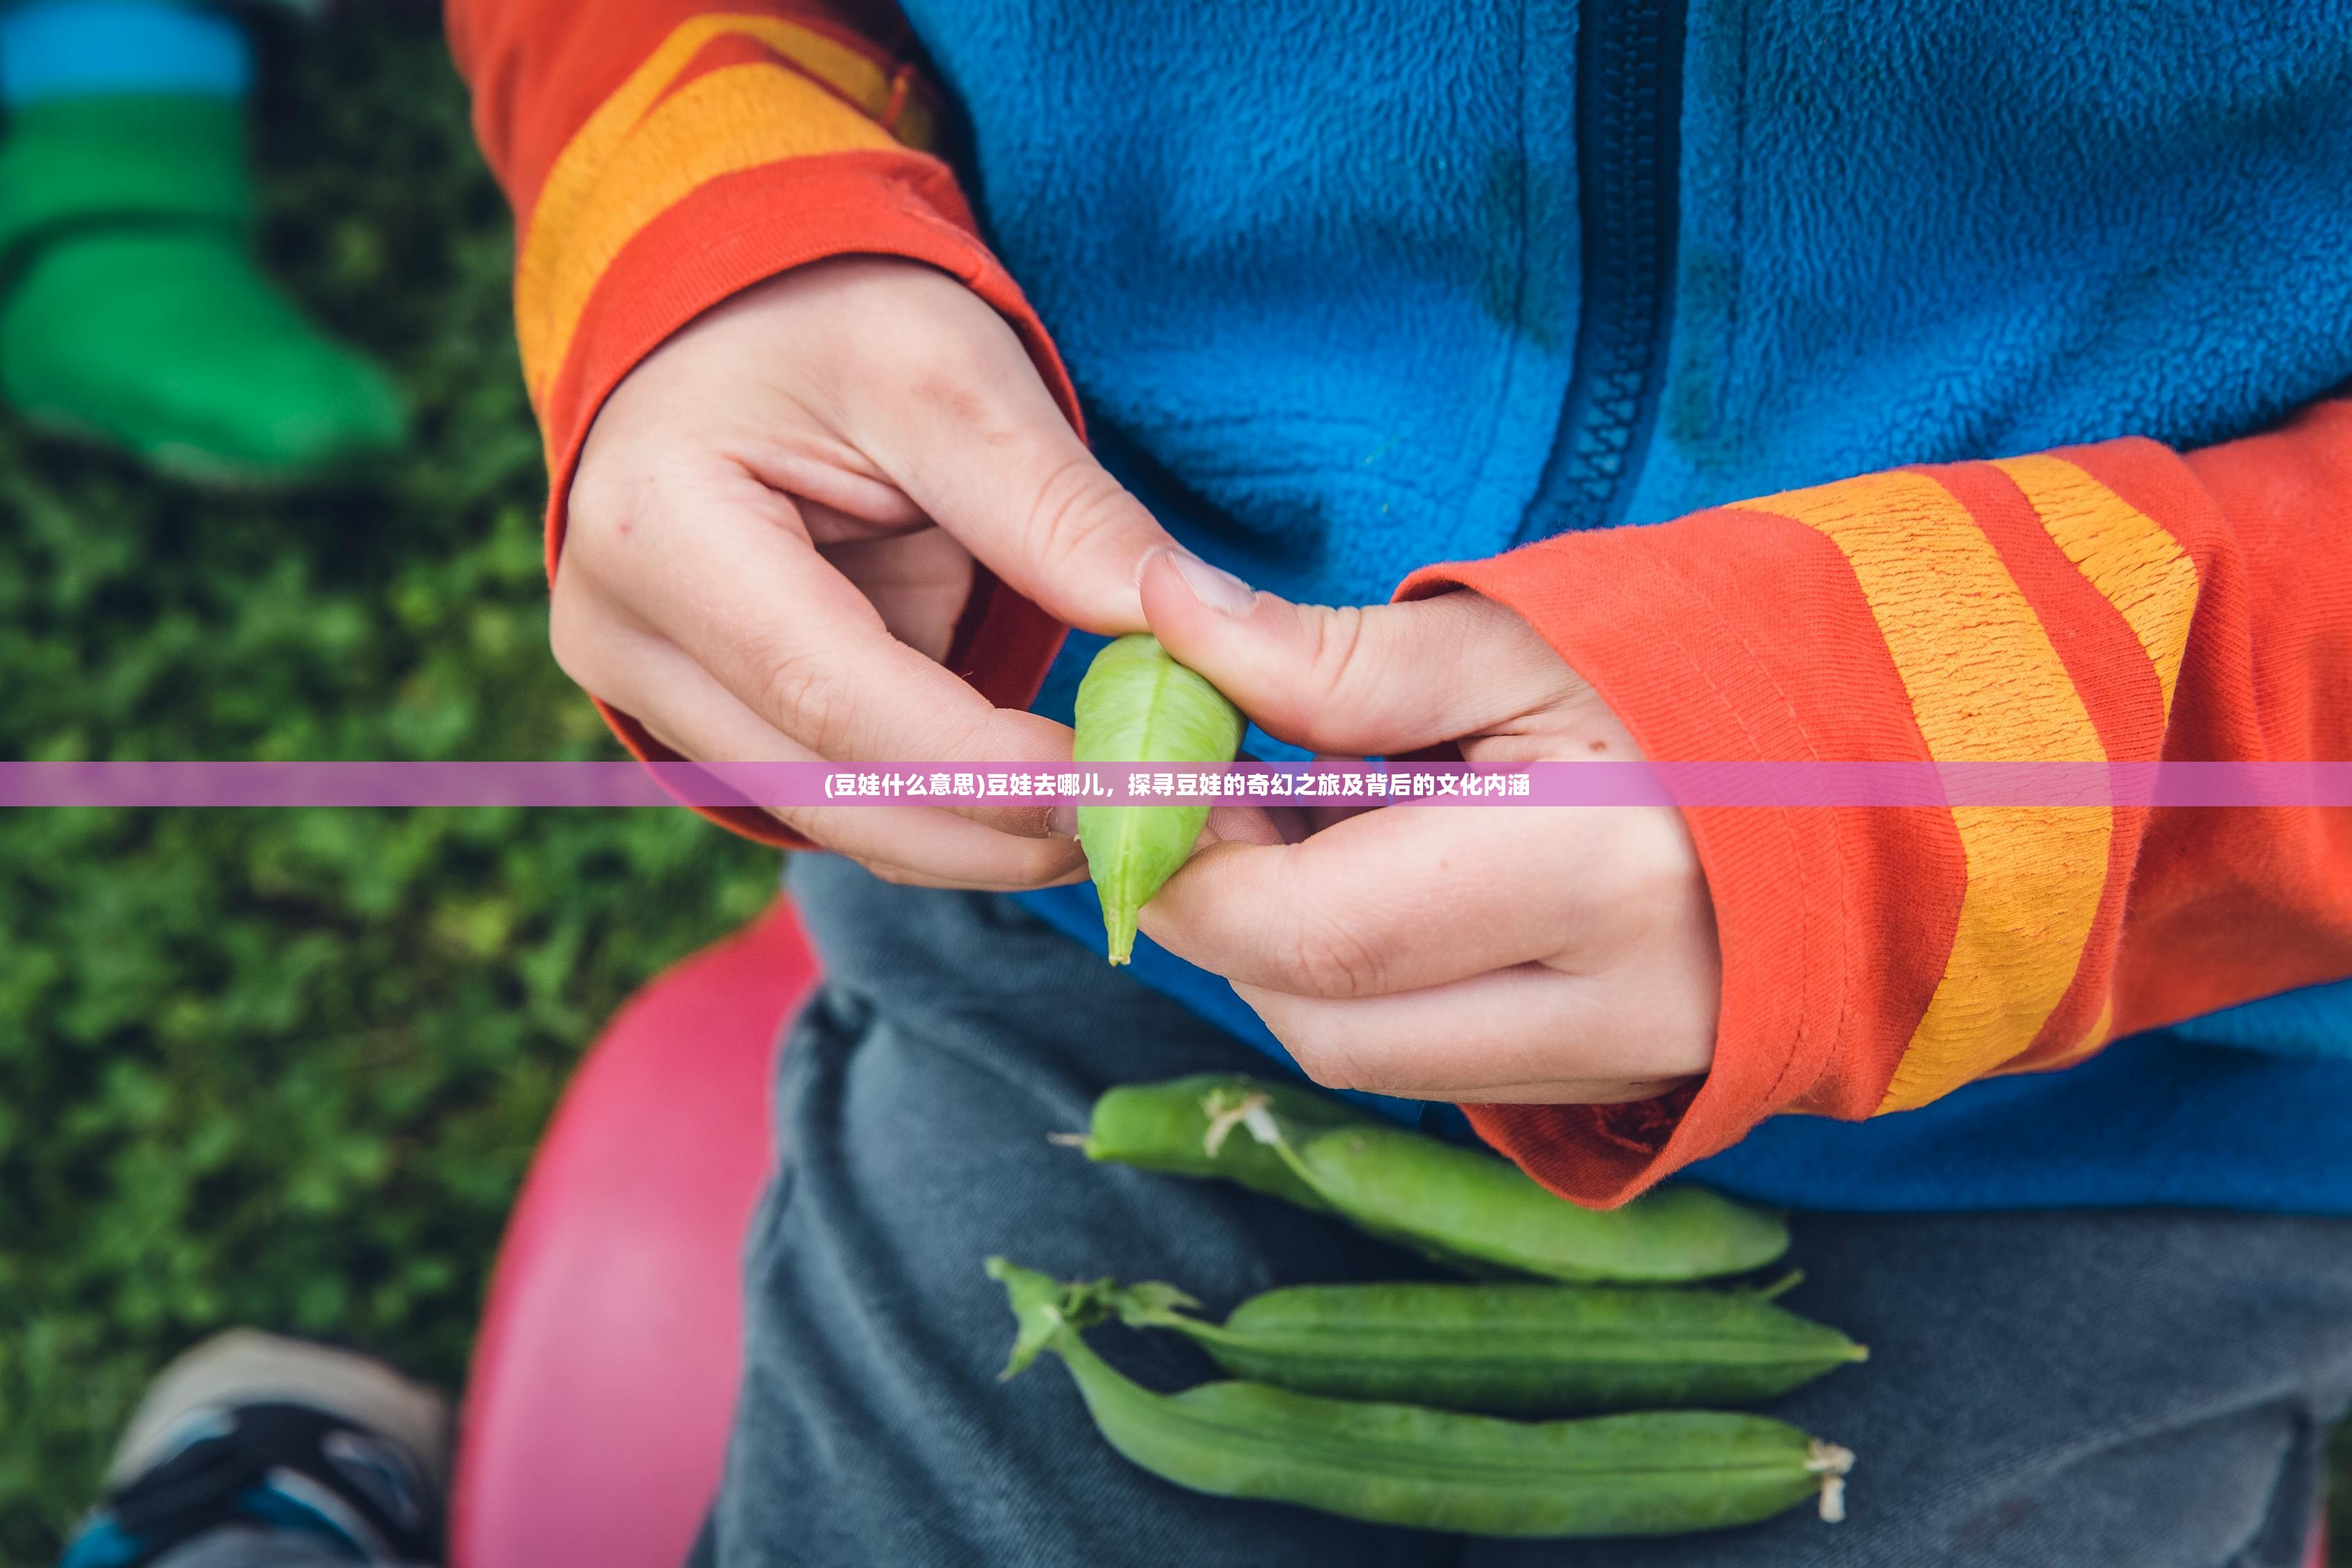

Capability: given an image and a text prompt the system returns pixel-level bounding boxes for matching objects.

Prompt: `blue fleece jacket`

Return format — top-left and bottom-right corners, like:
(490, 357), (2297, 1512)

(883, 0), (2352, 1213)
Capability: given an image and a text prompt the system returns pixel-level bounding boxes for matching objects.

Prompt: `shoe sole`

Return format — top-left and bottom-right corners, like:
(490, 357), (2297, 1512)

(111, 1328), (452, 1490)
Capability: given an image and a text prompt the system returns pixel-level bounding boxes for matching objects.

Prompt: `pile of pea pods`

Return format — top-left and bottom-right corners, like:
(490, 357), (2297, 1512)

(998, 1074), (1862, 1539)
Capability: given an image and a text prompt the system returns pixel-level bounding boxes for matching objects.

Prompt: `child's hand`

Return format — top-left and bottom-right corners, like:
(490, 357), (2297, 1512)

(1135, 552), (1721, 1105)
(555, 259), (1179, 889)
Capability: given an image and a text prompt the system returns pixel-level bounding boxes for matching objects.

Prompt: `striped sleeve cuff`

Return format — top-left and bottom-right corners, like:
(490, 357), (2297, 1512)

(513, 15), (940, 420)
(1402, 449), (2213, 1204)
(502, 15), (1075, 843)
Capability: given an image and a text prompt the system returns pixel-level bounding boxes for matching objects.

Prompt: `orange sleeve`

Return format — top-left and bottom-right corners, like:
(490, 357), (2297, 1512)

(1405, 403), (2352, 1206)
(447, 0), (1068, 843)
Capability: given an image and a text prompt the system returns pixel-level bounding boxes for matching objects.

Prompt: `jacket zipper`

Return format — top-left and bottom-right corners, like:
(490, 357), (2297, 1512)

(1516, 0), (1689, 541)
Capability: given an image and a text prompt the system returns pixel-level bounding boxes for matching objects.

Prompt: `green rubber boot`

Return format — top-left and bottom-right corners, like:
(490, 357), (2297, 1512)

(0, 95), (406, 485)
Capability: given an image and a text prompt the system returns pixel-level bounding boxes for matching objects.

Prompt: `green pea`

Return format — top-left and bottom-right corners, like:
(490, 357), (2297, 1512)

(1105, 1276), (1867, 1415)
(1063, 1073), (1382, 1213)
(1236, 1096), (1790, 1284)
(1071, 634), (1244, 964)
(990, 1259), (1855, 1537)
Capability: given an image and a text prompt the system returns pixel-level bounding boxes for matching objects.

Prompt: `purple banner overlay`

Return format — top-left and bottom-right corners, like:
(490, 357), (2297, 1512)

(3, 760), (2351, 810)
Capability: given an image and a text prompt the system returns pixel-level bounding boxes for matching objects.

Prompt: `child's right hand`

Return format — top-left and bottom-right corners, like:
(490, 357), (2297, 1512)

(555, 258), (1181, 889)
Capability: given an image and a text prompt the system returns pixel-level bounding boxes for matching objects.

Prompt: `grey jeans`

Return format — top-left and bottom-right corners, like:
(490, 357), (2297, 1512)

(683, 853), (2351, 1568)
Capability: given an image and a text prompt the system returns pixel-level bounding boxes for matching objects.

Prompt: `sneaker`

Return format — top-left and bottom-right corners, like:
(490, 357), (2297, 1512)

(61, 1330), (449, 1568)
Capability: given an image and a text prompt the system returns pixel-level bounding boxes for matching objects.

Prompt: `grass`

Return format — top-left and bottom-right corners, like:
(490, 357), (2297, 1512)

(0, 7), (2344, 1565)
(0, 10), (776, 1559)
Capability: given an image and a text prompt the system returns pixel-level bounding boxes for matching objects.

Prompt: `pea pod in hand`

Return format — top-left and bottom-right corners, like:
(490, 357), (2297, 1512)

(989, 1259), (1855, 1537)
(1104, 1275), (1868, 1415)
(1072, 634), (1244, 964)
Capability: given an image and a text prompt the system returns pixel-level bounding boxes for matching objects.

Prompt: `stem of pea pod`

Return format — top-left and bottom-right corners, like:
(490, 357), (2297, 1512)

(1806, 1440), (1855, 1521)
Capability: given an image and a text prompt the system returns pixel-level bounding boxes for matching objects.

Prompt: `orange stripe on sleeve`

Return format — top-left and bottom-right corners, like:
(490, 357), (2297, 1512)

(1729, 472), (2111, 1112)
(2016, 991), (2115, 1076)
(1960, 454), (2194, 1076)
(448, 0), (1076, 847)
(1410, 402), (2352, 1207)
(1403, 502), (1969, 1201)
(515, 16), (935, 408)
(1992, 454), (2200, 716)
(518, 59), (901, 404)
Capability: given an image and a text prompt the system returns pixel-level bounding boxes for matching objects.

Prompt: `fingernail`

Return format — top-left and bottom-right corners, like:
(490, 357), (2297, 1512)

(1165, 550), (1257, 617)
(1046, 804), (1079, 840)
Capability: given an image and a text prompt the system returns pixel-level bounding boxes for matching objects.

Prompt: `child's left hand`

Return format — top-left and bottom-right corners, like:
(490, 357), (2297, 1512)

(1135, 549), (1720, 1106)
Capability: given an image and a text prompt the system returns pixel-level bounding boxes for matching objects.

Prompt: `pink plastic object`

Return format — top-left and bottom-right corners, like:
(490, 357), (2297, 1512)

(449, 900), (817, 1568)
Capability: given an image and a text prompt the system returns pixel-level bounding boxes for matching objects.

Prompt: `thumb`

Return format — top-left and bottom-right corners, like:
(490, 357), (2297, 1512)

(1138, 551), (1579, 755)
(856, 307), (1178, 635)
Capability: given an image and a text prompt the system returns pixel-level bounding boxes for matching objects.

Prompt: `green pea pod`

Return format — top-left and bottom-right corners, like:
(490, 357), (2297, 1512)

(989, 1259), (1854, 1537)
(1106, 1277), (1868, 1415)
(1237, 1096), (1790, 1284)
(1066, 1076), (1518, 1275)
(1068, 1073), (1382, 1213)
(1071, 634), (1244, 964)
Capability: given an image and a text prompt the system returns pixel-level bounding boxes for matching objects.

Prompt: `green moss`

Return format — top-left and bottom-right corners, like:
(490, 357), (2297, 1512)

(0, 13), (774, 1558)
